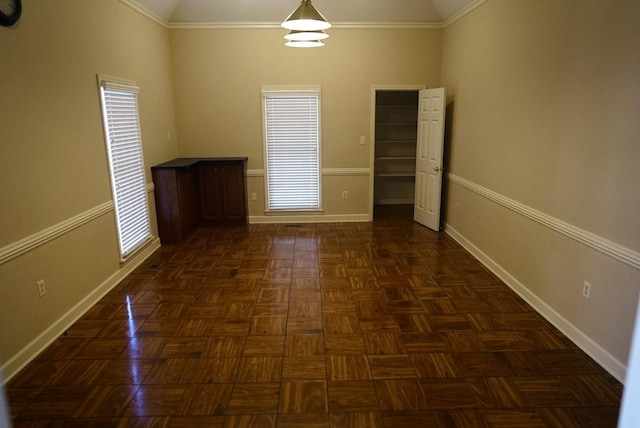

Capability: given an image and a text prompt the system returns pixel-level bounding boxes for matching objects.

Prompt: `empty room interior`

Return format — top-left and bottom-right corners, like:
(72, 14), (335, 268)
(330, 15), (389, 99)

(1, 0), (639, 426)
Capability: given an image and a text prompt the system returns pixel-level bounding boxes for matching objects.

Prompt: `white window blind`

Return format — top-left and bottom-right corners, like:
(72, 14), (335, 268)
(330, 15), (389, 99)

(263, 89), (321, 210)
(99, 79), (151, 259)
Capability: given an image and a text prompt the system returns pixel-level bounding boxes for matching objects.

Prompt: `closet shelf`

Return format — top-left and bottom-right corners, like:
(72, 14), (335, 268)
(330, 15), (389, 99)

(376, 156), (416, 160)
(375, 122), (416, 126)
(375, 172), (416, 177)
(374, 90), (419, 205)
(375, 139), (416, 144)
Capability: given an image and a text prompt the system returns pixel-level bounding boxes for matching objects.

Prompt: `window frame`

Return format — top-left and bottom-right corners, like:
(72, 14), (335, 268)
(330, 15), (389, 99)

(261, 86), (323, 213)
(97, 74), (152, 261)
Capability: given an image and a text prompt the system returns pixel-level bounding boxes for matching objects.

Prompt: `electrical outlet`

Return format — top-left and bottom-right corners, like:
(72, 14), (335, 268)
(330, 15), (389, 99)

(37, 280), (46, 297)
(583, 281), (591, 299)
(456, 202), (460, 213)
(342, 191), (348, 199)
(359, 136), (366, 145)
(251, 192), (257, 201)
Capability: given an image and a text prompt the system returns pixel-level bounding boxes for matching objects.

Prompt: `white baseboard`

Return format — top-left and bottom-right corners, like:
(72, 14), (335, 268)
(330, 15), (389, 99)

(445, 224), (627, 383)
(447, 173), (640, 270)
(249, 214), (370, 224)
(2, 238), (161, 383)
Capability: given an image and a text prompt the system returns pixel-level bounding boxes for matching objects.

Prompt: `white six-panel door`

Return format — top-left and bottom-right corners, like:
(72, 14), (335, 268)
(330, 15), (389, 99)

(414, 87), (446, 231)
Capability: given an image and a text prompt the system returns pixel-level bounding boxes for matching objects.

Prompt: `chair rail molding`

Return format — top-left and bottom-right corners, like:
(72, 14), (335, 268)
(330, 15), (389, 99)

(447, 173), (640, 271)
(0, 183), (155, 265)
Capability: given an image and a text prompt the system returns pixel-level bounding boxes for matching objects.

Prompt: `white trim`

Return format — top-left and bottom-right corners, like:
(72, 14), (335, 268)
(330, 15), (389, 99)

(117, 0), (168, 27)
(445, 224), (627, 382)
(333, 22), (442, 30)
(261, 85), (322, 95)
(169, 22), (278, 30)
(0, 183), (155, 266)
(442, 0), (489, 27)
(247, 169), (265, 177)
(0, 202), (113, 265)
(167, 21), (443, 30)
(119, 0), (487, 30)
(97, 74), (138, 92)
(448, 173), (640, 270)
(1, 238), (161, 383)
(249, 214), (369, 224)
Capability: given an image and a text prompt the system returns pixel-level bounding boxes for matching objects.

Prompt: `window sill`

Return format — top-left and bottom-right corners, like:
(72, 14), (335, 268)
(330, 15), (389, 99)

(119, 235), (154, 266)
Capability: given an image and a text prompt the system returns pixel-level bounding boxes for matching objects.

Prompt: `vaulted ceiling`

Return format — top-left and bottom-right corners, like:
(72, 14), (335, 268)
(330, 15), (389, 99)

(128, 0), (480, 26)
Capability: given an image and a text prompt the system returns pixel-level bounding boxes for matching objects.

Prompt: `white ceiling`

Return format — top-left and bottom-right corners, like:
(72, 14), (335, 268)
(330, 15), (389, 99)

(129, 0), (480, 25)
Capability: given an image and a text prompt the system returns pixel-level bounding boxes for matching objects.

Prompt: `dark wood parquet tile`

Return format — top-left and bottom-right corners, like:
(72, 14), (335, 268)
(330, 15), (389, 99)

(6, 205), (622, 427)
(279, 381), (327, 414)
(327, 381), (378, 412)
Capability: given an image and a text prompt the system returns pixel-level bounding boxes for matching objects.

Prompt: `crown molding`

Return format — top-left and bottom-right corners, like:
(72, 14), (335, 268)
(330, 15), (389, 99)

(442, 0), (489, 27)
(120, 0), (487, 31)
(118, 0), (169, 27)
(167, 21), (443, 30)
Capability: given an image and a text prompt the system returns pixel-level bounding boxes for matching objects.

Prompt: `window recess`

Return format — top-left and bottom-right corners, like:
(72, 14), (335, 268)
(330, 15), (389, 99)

(98, 76), (152, 260)
(262, 87), (322, 211)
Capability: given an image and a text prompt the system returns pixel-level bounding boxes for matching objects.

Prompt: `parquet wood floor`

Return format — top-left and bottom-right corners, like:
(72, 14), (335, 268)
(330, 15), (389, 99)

(6, 205), (622, 427)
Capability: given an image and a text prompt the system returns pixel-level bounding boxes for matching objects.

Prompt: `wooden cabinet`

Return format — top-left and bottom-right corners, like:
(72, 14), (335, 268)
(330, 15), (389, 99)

(199, 164), (225, 222)
(199, 160), (247, 224)
(176, 166), (200, 238)
(151, 157), (247, 244)
(151, 162), (199, 244)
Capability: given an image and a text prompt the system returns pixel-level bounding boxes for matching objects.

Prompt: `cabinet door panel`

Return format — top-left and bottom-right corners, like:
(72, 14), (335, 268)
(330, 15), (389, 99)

(222, 164), (247, 221)
(152, 169), (181, 243)
(177, 167), (199, 235)
(200, 165), (225, 221)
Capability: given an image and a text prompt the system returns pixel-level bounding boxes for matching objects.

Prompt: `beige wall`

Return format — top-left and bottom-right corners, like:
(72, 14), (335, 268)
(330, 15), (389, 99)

(169, 28), (442, 217)
(441, 0), (640, 375)
(0, 0), (177, 376)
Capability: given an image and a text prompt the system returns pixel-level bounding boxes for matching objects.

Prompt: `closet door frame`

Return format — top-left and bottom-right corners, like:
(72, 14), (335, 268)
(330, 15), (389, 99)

(368, 84), (426, 220)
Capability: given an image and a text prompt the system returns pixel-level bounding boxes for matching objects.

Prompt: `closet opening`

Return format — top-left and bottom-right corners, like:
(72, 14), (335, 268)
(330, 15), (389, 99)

(372, 89), (419, 220)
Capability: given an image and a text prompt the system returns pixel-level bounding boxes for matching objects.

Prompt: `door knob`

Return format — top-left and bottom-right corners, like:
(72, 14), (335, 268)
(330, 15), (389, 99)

(433, 166), (440, 172)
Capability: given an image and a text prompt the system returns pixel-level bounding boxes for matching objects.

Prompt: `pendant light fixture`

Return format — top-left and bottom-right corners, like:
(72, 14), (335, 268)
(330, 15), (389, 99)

(285, 40), (325, 48)
(284, 29), (329, 41)
(281, 0), (331, 31)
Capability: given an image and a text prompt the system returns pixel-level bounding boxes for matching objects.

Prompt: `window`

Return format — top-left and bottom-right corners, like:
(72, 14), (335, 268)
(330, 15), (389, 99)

(262, 87), (321, 211)
(98, 76), (151, 259)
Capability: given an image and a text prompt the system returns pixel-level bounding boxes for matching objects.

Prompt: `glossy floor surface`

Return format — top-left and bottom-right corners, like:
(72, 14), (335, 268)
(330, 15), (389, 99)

(7, 206), (622, 427)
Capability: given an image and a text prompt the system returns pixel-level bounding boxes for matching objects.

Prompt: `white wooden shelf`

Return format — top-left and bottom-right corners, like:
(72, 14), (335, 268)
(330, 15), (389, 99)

(375, 156), (416, 160)
(375, 122), (416, 126)
(375, 139), (416, 144)
(375, 172), (416, 177)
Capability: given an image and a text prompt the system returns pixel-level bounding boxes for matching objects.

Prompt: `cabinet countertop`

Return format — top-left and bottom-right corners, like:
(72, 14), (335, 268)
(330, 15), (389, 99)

(151, 157), (248, 169)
